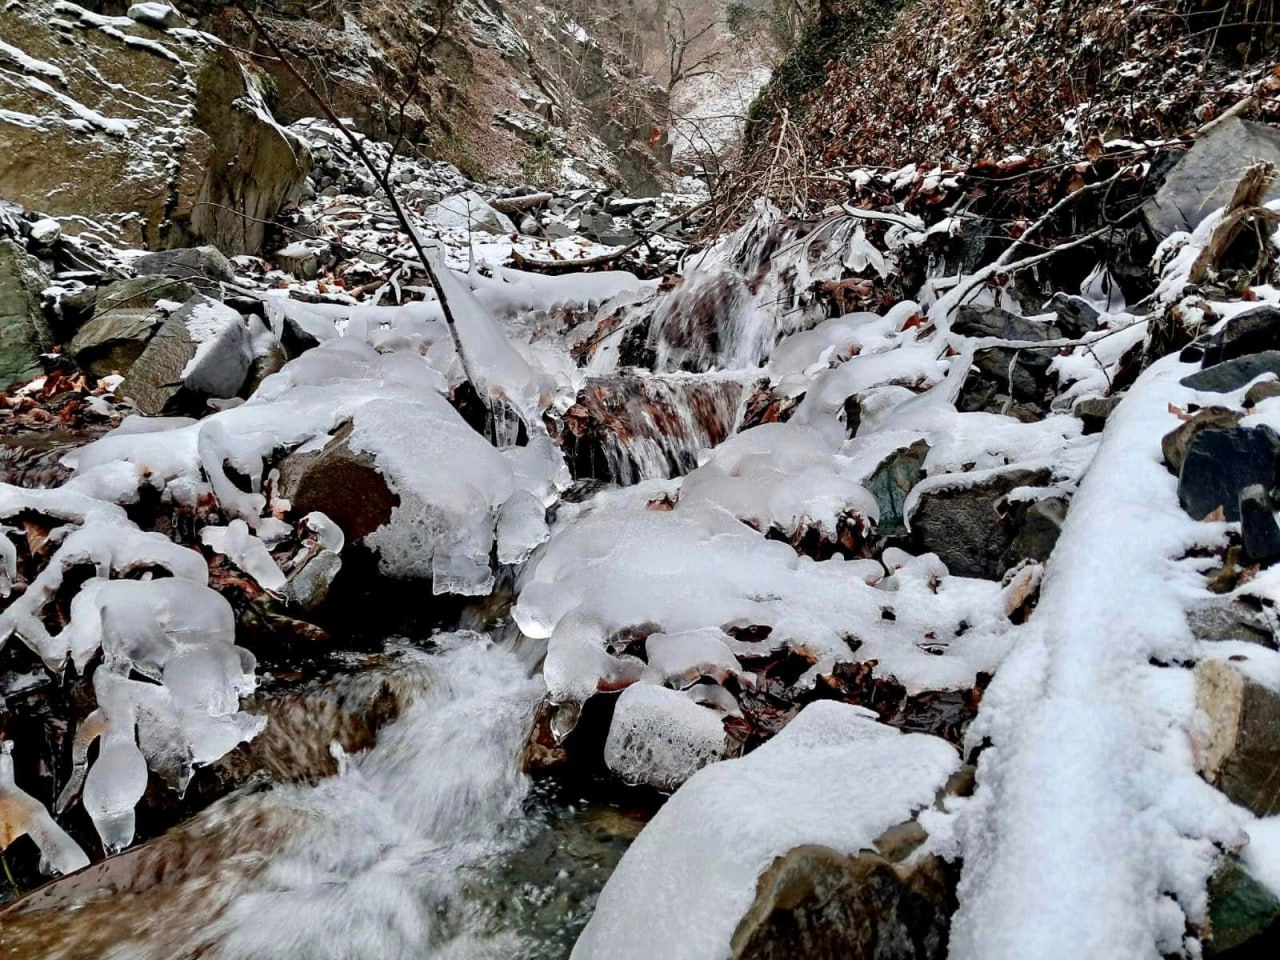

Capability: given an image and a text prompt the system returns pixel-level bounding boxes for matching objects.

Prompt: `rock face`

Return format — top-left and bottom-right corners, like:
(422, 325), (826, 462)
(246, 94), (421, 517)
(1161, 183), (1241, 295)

(119, 296), (251, 413)
(0, 4), (309, 254)
(728, 845), (955, 960)
(0, 238), (54, 389)
(1145, 118), (1280, 238)
(908, 467), (1055, 579)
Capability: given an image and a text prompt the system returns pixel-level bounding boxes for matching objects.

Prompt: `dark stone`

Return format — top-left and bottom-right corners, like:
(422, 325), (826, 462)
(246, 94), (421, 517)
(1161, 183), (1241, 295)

(1000, 496), (1068, 573)
(1163, 407), (1243, 475)
(729, 845), (955, 960)
(1048, 293), (1100, 339)
(1207, 857), (1280, 955)
(1221, 679), (1280, 817)
(864, 440), (929, 538)
(1178, 426), (1280, 522)
(1240, 485), (1280, 566)
(1202, 306), (1280, 367)
(908, 467), (1053, 579)
(953, 305), (1060, 408)
(275, 421), (400, 542)
(1182, 353), (1280, 393)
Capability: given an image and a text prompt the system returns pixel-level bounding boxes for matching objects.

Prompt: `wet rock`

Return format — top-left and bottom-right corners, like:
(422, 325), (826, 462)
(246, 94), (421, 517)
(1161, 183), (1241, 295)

(133, 246), (236, 291)
(276, 422), (400, 542)
(1207, 856), (1280, 955)
(118, 295), (252, 414)
(1240, 485), (1280, 566)
(864, 440), (929, 538)
(283, 548), (343, 612)
(1187, 598), (1276, 649)
(1162, 407), (1242, 475)
(1177, 426), (1280, 522)
(1182, 353), (1280, 393)
(1193, 659), (1280, 816)
(0, 239), (54, 389)
(908, 467), (1053, 579)
(728, 844), (954, 960)
(1145, 117), (1280, 238)
(1201, 305), (1280, 367)
(68, 277), (195, 377)
(1074, 395), (1121, 434)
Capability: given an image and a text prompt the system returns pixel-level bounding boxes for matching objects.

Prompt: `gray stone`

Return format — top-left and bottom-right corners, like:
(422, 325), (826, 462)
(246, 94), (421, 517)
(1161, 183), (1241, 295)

(1183, 352), (1280, 393)
(133, 246), (236, 290)
(0, 239), (54, 390)
(1188, 598), (1276, 649)
(1145, 118), (1280, 238)
(1048, 293), (1100, 339)
(728, 844), (954, 960)
(908, 467), (1053, 579)
(69, 277), (195, 377)
(27, 218), (61, 248)
(127, 3), (185, 29)
(864, 439), (929, 538)
(1074, 395), (1122, 434)
(1194, 659), (1280, 817)
(118, 295), (250, 414)
(283, 548), (343, 612)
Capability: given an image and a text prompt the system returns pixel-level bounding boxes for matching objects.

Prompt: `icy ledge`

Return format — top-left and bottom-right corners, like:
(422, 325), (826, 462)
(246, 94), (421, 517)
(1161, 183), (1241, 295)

(572, 702), (959, 960)
(942, 353), (1251, 959)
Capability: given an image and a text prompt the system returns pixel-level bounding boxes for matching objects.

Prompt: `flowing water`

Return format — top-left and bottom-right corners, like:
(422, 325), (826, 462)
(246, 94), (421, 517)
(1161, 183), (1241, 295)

(0, 636), (636, 959)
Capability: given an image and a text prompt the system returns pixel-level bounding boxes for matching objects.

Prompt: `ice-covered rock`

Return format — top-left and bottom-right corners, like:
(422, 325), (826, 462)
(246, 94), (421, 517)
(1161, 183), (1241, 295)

(603, 682), (730, 790)
(126, 2), (184, 29)
(422, 190), (517, 236)
(574, 703), (960, 960)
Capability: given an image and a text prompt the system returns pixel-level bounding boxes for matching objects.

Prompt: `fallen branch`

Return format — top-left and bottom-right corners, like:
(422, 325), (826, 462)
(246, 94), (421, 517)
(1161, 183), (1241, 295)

(1187, 160), (1279, 286)
(490, 193), (554, 214)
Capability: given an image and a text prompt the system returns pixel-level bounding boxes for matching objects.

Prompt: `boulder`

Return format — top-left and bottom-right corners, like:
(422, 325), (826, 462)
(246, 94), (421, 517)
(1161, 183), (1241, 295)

(908, 467), (1054, 579)
(1194, 659), (1280, 816)
(69, 277), (195, 377)
(275, 422), (400, 543)
(1206, 856), (1280, 955)
(728, 845), (955, 960)
(1145, 118), (1280, 238)
(1048, 293), (1101, 339)
(1182, 352), (1280, 393)
(1177, 425), (1280, 522)
(421, 191), (516, 235)
(118, 296), (251, 414)
(0, 6), (309, 254)
(127, 3), (185, 29)
(0, 239), (54, 389)
(132, 246), (237, 291)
